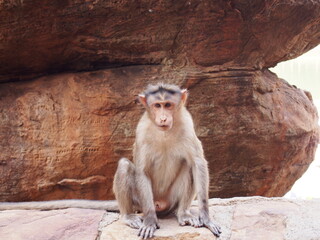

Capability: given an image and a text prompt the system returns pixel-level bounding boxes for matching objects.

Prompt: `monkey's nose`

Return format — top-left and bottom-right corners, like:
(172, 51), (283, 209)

(160, 116), (167, 123)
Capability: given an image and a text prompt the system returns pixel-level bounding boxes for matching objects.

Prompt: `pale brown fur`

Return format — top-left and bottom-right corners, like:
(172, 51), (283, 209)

(113, 83), (221, 239)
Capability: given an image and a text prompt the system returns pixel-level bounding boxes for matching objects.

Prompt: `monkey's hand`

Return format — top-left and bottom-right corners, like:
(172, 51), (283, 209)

(138, 215), (160, 239)
(177, 211), (202, 228)
(123, 214), (143, 229)
(199, 212), (222, 237)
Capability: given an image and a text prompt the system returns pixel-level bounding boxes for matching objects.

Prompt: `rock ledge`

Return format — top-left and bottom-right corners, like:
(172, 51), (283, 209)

(0, 197), (319, 240)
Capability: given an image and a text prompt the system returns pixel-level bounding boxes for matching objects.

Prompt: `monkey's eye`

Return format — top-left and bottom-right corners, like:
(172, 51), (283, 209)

(165, 103), (172, 108)
(154, 103), (161, 108)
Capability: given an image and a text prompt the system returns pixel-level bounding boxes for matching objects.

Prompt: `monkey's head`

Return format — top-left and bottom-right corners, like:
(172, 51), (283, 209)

(138, 83), (188, 131)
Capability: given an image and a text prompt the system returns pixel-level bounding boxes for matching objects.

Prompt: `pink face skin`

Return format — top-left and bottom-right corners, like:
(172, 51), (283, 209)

(150, 101), (175, 131)
(138, 86), (188, 132)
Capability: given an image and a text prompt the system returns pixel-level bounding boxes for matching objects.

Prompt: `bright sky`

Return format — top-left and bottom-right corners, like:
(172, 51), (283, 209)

(271, 45), (320, 200)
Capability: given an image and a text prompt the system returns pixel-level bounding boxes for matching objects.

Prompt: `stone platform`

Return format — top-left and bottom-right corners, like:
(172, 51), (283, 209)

(0, 197), (319, 240)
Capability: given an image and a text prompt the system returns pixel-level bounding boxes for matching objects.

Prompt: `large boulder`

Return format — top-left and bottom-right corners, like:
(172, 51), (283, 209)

(0, 66), (318, 201)
(0, 0), (319, 201)
(0, 0), (320, 82)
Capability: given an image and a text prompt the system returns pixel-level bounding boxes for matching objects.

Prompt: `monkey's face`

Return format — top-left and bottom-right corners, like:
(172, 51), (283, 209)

(150, 101), (175, 131)
(138, 83), (188, 131)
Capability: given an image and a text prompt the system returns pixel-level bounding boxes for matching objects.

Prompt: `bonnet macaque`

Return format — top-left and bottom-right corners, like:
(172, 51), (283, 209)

(113, 83), (221, 239)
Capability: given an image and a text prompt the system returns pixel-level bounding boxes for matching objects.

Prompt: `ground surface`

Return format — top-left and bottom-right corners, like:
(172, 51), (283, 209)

(0, 197), (319, 240)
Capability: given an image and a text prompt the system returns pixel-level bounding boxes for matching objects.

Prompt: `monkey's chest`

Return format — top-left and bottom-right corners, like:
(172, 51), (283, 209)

(148, 152), (187, 197)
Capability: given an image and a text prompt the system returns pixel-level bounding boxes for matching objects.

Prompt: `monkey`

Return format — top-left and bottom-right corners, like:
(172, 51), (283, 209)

(113, 83), (221, 239)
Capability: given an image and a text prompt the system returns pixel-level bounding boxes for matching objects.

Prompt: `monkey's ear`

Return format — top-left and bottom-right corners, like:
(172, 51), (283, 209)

(181, 89), (188, 105)
(138, 94), (148, 107)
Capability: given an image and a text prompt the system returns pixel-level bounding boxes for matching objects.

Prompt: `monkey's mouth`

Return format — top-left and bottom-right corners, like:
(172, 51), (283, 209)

(159, 125), (170, 130)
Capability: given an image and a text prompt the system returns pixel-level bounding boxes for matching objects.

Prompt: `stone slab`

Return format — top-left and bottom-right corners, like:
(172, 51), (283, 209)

(0, 208), (105, 240)
(0, 197), (319, 240)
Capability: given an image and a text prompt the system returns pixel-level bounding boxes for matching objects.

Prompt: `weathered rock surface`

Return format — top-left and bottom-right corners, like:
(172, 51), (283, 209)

(0, 0), (319, 202)
(0, 208), (106, 240)
(0, 197), (320, 240)
(0, 66), (318, 201)
(1, 0), (320, 82)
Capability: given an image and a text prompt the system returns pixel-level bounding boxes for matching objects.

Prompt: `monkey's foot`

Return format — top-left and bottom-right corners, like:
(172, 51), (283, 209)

(123, 214), (143, 229)
(177, 211), (202, 228)
(202, 219), (221, 237)
(199, 214), (222, 237)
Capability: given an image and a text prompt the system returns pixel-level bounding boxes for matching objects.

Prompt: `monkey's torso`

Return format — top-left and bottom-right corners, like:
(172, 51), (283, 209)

(133, 109), (202, 209)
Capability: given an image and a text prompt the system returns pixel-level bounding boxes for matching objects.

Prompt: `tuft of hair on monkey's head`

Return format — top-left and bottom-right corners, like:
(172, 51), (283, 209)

(138, 83), (188, 108)
(137, 83), (188, 131)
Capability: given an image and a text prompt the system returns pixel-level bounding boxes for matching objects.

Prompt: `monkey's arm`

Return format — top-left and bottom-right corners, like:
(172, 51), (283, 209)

(134, 153), (159, 239)
(192, 157), (221, 237)
(135, 169), (157, 216)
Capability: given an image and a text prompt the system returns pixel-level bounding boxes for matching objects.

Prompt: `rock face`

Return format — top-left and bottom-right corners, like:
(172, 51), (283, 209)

(0, 0), (320, 82)
(0, 0), (319, 201)
(0, 66), (318, 201)
(0, 197), (320, 240)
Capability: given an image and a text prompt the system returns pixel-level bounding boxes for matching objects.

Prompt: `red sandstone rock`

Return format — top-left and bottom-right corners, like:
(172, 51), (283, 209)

(0, 66), (318, 201)
(0, 0), (320, 82)
(0, 0), (319, 202)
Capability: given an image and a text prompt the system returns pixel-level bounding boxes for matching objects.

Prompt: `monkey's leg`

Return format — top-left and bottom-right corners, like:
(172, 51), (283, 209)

(113, 158), (143, 229)
(193, 158), (222, 237)
(169, 165), (201, 228)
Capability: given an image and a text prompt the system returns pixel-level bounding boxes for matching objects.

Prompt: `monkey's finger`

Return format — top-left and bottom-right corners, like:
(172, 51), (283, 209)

(212, 222), (222, 234)
(147, 227), (155, 239)
(133, 221), (142, 229)
(198, 217), (204, 226)
(146, 227), (152, 239)
(194, 217), (202, 227)
(209, 219), (221, 233)
(138, 226), (145, 238)
(142, 229), (149, 239)
(190, 218), (199, 227)
(188, 218), (194, 226)
(206, 223), (221, 237)
(178, 220), (187, 226)
(217, 225), (222, 234)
